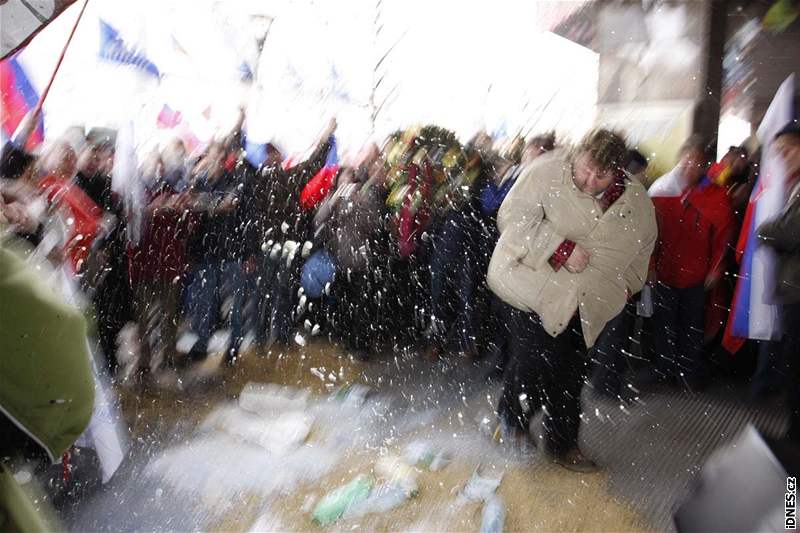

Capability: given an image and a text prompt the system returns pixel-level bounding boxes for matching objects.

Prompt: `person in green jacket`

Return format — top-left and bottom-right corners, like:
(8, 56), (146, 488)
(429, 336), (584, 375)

(0, 221), (95, 532)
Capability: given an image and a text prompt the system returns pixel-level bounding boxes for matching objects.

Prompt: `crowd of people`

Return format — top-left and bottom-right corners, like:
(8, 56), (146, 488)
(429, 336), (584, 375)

(2, 110), (800, 474)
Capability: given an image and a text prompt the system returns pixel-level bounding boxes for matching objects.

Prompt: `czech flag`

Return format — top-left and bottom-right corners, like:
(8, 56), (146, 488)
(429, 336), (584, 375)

(722, 74), (795, 353)
(300, 137), (339, 211)
(0, 55), (45, 150)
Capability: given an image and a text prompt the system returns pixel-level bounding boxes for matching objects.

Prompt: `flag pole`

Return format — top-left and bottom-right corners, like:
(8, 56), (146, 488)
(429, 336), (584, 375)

(13, 0), (91, 148)
(31, 0), (91, 121)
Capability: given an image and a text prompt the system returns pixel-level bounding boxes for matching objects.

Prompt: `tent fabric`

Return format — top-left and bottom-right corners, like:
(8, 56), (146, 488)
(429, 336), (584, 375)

(0, 0), (77, 60)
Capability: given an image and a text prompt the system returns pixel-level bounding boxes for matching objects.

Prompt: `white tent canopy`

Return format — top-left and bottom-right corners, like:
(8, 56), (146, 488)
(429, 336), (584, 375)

(0, 0), (77, 58)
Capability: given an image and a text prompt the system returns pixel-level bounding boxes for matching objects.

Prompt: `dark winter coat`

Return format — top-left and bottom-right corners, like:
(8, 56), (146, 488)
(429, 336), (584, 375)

(757, 179), (800, 303)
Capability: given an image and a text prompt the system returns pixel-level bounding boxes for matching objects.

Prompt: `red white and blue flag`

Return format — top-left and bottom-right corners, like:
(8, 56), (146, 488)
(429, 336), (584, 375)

(723, 74), (795, 353)
(300, 136), (339, 210)
(0, 54), (45, 150)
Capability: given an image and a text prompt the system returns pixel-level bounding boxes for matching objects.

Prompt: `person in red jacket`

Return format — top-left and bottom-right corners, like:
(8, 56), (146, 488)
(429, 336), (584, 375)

(37, 140), (104, 274)
(644, 136), (736, 389)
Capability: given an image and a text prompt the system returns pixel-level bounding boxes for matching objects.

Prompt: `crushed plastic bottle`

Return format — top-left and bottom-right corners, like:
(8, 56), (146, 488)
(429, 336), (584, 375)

(403, 440), (452, 471)
(460, 465), (503, 503)
(374, 456), (418, 496)
(480, 496), (506, 533)
(312, 474), (374, 525)
(343, 481), (410, 518)
(333, 383), (373, 408)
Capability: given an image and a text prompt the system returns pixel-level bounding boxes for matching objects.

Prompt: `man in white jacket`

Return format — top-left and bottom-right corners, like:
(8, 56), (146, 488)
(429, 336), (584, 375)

(488, 130), (657, 472)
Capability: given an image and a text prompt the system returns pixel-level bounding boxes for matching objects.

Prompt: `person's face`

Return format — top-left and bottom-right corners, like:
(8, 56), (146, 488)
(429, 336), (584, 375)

(730, 153), (748, 175)
(572, 152), (617, 195)
(680, 148), (707, 186)
(775, 136), (800, 178)
(47, 143), (77, 180)
(338, 168), (355, 186)
(78, 145), (101, 175)
(265, 148), (284, 169)
(98, 147), (115, 175)
(141, 153), (163, 183)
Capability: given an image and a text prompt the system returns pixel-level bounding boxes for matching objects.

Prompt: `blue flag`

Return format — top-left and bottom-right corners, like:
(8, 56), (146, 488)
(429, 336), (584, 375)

(99, 20), (160, 78)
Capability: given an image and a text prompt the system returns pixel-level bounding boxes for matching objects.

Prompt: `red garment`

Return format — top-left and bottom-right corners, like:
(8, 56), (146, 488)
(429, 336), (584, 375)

(549, 175), (626, 271)
(299, 164), (339, 211)
(548, 239), (576, 271)
(397, 161), (432, 258)
(128, 188), (195, 284)
(652, 181), (736, 288)
(38, 175), (103, 272)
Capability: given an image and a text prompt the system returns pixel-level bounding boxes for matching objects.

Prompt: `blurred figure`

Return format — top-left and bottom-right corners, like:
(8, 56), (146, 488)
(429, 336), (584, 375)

(1, 139), (41, 245)
(488, 130), (656, 472)
(708, 145), (750, 188)
(75, 129), (117, 211)
(588, 149), (651, 401)
(243, 119), (336, 349)
(313, 145), (390, 355)
(425, 133), (495, 360)
(644, 136), (736, 390)
(184, 142), (245, 365)
(127, 150), (192, 375)
(162, 138), (189, 189)
(0, 233), (95, 531)
(710, 145), (753, 220)
(37, 139), (105, 273)
(521, 132), (556, 167)
(755, 124), (800, 441)
(74, 130), (135, 372)
(481, 133), (555, 377)
(625, 149), (649, 182)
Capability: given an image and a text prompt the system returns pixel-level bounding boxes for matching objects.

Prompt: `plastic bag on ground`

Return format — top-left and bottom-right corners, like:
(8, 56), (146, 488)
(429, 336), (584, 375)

(202, 407), (313, 455)
(238, 383), (310, 416)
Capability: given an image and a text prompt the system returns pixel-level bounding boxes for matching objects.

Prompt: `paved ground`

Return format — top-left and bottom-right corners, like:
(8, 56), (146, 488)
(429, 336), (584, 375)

(58, 337), (787, 532)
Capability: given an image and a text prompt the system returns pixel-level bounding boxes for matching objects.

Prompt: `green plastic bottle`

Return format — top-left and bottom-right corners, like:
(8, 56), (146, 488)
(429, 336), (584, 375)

(312, 474), (375, 526)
